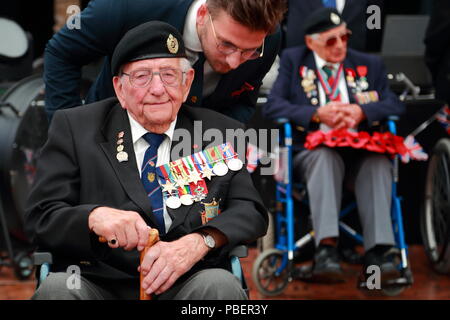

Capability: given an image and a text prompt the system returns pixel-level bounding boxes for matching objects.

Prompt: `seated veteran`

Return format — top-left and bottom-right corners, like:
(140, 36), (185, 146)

(25, 21), (267, 300)
(263, 8), (405, 284)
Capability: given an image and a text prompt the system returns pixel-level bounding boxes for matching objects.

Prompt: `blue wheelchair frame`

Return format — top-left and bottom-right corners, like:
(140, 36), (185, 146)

(254, 117), (413, 296)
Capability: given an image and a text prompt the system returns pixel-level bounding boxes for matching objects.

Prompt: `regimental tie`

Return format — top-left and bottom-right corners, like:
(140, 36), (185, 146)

(141, 132), (166, 234)
(320, 64), (342, 103)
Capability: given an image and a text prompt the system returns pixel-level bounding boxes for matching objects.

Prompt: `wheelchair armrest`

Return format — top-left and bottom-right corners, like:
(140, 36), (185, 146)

(274, 118), (289, 125)
(228, 245), (248, 259)
(387, 115), (400, 122)
(32, 252), (53, 266)
(32, 252), (53, 286)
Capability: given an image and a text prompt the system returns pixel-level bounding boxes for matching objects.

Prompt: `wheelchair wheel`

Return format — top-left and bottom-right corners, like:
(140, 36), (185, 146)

(421, 138), (450, 274)
(382, 285), (405, 297)
(252, 248), (289, 297)
(13, 252), (33, 280)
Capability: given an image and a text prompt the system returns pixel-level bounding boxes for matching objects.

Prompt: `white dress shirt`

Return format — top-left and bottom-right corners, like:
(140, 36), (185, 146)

(127, 112), (177, 231)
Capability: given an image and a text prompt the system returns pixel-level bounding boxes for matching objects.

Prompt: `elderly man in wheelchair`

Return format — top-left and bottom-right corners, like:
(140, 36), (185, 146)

(263, 8), (405, 287)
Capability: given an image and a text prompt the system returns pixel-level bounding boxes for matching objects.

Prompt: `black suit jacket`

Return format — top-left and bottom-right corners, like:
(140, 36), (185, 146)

(25, 98), (267, 286)
(285, 0), (368, 51)
(44, 0), (281, 123)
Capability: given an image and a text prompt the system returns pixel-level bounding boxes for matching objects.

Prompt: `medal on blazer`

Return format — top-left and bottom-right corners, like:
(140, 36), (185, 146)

(299, 66), (318, 105)
(346, 68), (357, 90)
(356, 65), (369, 91)
(219, 143), (243, 171)
(200, 198), (221, 225)
(116, 131), (128, 163)
(157, 164), (182, 209)
(204, 146), (229, 176)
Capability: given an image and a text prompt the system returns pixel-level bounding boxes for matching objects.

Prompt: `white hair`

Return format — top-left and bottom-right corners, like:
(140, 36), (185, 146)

(179, 57), (192, 84)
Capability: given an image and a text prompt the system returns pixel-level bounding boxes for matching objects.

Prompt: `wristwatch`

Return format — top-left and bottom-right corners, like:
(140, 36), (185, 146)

(198, 231), (216, 249)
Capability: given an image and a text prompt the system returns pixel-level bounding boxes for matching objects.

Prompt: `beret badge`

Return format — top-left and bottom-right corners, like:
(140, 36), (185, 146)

(167, 34), (179, 54)
(330, 12), (341, 25)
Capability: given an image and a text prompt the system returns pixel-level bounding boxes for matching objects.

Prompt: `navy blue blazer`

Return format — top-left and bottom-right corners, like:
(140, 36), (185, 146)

(263, 46), (405, 148)
(285, 0), (368, 51)
(44, 0), (281, 123)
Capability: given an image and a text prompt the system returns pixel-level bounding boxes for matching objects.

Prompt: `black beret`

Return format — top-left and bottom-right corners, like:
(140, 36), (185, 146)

(111, 20), (187, 76)
(303, 7), (345, 35)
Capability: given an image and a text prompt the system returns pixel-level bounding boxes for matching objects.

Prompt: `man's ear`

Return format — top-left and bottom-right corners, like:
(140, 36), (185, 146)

(182, 68), (195, 102)
(305, 36), (314, 51)
(112, 76), (127, 109)
(196, 3), (208, 26)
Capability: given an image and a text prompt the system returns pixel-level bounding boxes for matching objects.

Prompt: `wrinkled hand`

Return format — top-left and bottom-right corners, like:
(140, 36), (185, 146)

(333, 103), (365, 129)
(88, 206), (150, 251)
(316, 102), (342, 128)
(140, 233), (209, 295)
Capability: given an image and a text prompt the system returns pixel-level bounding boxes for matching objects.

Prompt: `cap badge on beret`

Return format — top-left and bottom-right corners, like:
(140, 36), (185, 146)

(330, 12), (341, 25)
(167, 34), (179, 54)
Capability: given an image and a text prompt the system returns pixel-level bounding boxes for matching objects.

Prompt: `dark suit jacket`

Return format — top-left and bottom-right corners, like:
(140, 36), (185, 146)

(44, 0), (281, 123)
(263, 46), (405, 149)
(25, 98), (267, 287)
(285, 0), (368, 51)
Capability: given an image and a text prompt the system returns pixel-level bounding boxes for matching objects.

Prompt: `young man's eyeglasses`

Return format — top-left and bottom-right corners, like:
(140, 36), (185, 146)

(208, 13), (264, 60)
(121, 68), (186, 88)
(318, 30), (352, 47)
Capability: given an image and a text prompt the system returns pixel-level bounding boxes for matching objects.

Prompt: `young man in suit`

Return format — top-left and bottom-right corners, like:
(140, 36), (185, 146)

(264, 8), (404, 285)
(26, 21), (267, 300)
(44, 0), (286, 124)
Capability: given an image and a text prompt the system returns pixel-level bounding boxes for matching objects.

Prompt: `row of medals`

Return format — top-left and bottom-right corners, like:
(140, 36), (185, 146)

(114, 131), (244, 209)
(301, 68), (369, 105)
(162, 156), (244, 209)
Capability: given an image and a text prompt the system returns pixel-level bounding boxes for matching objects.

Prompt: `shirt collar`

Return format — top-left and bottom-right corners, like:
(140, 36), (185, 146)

(183, 0), (205, 54)
(127, 111), (177, 145)
(313, 52), (341, 71)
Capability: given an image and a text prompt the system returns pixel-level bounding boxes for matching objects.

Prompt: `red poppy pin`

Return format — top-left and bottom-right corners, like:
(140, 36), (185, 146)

(231, 82), (255, 97)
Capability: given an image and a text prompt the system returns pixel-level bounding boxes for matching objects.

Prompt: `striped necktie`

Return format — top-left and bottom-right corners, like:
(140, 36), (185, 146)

(322, 64), (341, 102)
(141, 132), (166, 234)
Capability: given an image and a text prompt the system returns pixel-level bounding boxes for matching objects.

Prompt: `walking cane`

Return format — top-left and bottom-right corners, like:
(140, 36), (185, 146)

(99, 228), (160, 300)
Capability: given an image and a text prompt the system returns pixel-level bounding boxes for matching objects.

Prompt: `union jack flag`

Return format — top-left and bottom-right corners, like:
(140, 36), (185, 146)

(436, 105), (450, 135)
(400, 135), (429, 164)
(246, 143), (265, 173)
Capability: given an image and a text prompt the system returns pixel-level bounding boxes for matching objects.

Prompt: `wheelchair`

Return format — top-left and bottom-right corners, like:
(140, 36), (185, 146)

(421, 136), (450, 274)
(252, 118), (414, 297)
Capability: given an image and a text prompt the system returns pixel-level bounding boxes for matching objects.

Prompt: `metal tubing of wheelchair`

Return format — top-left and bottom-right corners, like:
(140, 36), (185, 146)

(392, 193), (408, 269)
(388, 119), (409, 269)
(284, 122), (296, 260)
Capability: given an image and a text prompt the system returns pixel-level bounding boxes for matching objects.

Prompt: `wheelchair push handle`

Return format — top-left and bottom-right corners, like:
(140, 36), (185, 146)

(98, 229), (160, 300)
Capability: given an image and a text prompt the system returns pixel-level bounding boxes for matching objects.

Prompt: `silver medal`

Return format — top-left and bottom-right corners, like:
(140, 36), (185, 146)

(166, 196), (182, 209)
(212, 162), (228, 176)
(180, 194), (194, 206)
(227, 158), (243, 171)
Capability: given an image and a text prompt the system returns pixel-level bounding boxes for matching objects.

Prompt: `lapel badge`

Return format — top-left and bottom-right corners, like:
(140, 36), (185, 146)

(116, 131), (128, 163)
(167, 34), (179, 54)
(116, 151), (128, 163)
